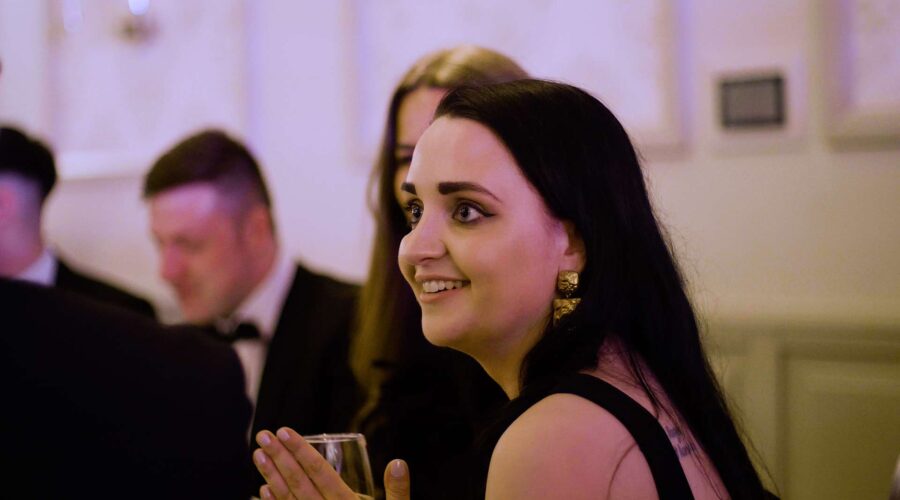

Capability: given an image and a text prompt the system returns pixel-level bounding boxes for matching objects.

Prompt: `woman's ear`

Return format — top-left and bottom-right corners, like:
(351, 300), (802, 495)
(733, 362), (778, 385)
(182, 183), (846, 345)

(560, 221), (586, 273)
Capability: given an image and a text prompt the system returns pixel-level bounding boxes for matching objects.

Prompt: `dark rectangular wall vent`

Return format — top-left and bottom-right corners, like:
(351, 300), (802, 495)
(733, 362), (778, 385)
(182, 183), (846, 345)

(720, 75), (785, 128)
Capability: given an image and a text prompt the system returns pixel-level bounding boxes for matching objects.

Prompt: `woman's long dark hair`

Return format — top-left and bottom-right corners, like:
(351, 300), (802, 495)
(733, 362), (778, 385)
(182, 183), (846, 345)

(436, 79), (768, 498)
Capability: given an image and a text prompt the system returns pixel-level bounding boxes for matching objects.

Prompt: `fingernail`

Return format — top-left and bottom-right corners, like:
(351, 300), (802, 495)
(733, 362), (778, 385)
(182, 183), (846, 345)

(390, 459), (407, 478)
(277, 428), (290, 441)
(260, 486), (273, 499)
(253, 449), (267, 465)
(258, 432), (271, 446)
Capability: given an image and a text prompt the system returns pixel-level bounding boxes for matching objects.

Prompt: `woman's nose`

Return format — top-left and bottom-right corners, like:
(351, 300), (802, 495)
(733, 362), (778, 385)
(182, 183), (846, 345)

(398, 215), (446, 266)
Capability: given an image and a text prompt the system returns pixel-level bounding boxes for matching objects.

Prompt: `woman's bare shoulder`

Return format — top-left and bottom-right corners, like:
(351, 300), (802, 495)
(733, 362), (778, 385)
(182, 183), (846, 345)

(485, 392), (645, 500)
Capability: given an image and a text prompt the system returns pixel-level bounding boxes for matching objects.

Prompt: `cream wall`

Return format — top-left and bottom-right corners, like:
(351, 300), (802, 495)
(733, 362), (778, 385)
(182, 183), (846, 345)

(655, 0), (900, 328)
(2, 0), (896, 324)
(1, 1), (898, 496)
(245, 0), (371, 287)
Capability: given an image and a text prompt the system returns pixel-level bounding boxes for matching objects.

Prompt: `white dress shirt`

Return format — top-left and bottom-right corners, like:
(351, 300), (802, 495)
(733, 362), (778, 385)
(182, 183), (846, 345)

(216, 250), (295, 409)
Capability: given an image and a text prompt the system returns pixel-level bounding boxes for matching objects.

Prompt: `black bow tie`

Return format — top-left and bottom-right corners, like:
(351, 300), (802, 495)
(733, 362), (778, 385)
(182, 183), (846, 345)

(204, 322), (261, 344)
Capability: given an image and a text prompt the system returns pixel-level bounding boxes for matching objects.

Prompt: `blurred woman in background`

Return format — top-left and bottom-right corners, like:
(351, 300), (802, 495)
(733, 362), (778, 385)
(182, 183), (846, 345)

(350, 46), (528, 499)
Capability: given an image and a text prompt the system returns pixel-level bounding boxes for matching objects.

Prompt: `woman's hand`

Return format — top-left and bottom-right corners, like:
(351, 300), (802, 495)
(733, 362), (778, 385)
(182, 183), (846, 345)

(253, 427), (410, 500)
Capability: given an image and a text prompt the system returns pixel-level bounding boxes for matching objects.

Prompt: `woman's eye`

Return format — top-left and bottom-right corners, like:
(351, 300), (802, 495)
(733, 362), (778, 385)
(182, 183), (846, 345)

(453, 202), (486, 223)
(404, 201), (423, 227)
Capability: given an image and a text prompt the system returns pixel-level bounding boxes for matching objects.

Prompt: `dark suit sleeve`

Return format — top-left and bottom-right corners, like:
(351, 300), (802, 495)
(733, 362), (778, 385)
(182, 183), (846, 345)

(0, 279), (251, 499)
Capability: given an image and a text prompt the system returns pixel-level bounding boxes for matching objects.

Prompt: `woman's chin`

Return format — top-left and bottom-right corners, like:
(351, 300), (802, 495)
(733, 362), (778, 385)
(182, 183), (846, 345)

(422, 329), (456, 348)
(421, 321), (469, 350)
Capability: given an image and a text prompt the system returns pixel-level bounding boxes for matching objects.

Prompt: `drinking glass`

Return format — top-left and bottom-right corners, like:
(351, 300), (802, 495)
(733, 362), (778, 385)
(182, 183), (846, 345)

(303, 433), (375, 499)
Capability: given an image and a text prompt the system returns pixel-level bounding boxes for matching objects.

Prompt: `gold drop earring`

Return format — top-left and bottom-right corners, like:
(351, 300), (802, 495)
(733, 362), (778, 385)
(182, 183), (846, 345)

(552, 270), (581, 325)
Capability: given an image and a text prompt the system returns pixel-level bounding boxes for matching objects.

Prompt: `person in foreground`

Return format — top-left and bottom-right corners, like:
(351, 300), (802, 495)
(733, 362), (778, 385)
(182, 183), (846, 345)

(0, 278), (250, 498)
(253, 80), (773, 499)
(351, 44), (526, 499)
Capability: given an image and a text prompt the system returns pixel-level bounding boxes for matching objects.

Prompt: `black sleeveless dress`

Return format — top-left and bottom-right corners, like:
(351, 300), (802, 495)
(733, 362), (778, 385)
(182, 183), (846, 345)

(471, 373), (694, 499)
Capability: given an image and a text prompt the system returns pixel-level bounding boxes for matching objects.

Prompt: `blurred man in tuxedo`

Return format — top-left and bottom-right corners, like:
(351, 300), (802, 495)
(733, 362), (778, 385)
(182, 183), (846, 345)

(0, 278), (251, 498)
(0, 125), (155, 317)
(143, 129), (360, 489)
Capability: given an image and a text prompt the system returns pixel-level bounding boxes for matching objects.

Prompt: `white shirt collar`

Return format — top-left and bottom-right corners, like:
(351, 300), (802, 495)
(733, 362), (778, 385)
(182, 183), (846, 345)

(14, 248), (57, 287)
(225, 250), (294, 341)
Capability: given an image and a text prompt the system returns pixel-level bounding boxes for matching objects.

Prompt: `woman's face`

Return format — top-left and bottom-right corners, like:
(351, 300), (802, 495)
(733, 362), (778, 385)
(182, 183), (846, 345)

(392, 87), (447, 204)
(397, 116), (582, 368)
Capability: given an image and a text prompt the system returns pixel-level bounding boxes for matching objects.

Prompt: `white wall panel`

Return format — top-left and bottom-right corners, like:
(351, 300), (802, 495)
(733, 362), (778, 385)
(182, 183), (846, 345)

(707, 321), (900, 498)
(820, 0), (900, 144)
(351, 0), (684, 162)
(786, 357), (900, 499)
(46, 0), (249, 178)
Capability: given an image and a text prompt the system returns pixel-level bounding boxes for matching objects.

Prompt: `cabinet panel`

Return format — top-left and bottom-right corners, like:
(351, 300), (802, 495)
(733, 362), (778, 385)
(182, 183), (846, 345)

(785, 359), (900, 500)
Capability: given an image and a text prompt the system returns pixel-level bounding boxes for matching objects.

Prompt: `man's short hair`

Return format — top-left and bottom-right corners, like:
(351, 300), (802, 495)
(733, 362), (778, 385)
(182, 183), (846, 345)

(0, 126), (57, 200)
(143, 129), (272, 209)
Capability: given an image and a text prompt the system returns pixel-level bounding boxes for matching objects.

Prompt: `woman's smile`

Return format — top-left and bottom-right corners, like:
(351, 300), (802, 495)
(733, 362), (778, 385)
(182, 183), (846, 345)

(421, 279), (467, 293)
(414, 275), (471, 303)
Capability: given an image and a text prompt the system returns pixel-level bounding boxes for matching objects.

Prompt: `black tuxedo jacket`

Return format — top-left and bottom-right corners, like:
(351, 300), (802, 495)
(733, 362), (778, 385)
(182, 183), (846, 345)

(56, 258), (156, 318)
(247, 265), (362, 488)
(0, 279), (251, 499)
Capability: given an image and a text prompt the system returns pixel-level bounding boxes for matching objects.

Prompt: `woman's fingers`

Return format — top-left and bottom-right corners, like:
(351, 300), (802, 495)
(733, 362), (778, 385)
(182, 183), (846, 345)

(274, 427), (358, 499)
(252, 447), (296, 500)
(255, 430), (321, 499)
(384, 459), (411, 500)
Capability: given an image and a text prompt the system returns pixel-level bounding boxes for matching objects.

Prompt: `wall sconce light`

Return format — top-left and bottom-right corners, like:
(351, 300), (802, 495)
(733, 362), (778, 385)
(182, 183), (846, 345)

(120, 0), (157, 43)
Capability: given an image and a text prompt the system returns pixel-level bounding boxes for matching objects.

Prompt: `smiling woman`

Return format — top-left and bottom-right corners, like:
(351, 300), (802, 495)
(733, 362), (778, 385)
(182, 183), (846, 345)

(253, 80), (774, 499)
(397, 117), (582, 393)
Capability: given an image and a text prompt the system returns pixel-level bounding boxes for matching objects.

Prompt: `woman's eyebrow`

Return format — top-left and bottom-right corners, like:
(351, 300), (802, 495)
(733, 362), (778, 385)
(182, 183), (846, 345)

(438, 181), (502, 202)
(400, 182), (416, 194)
